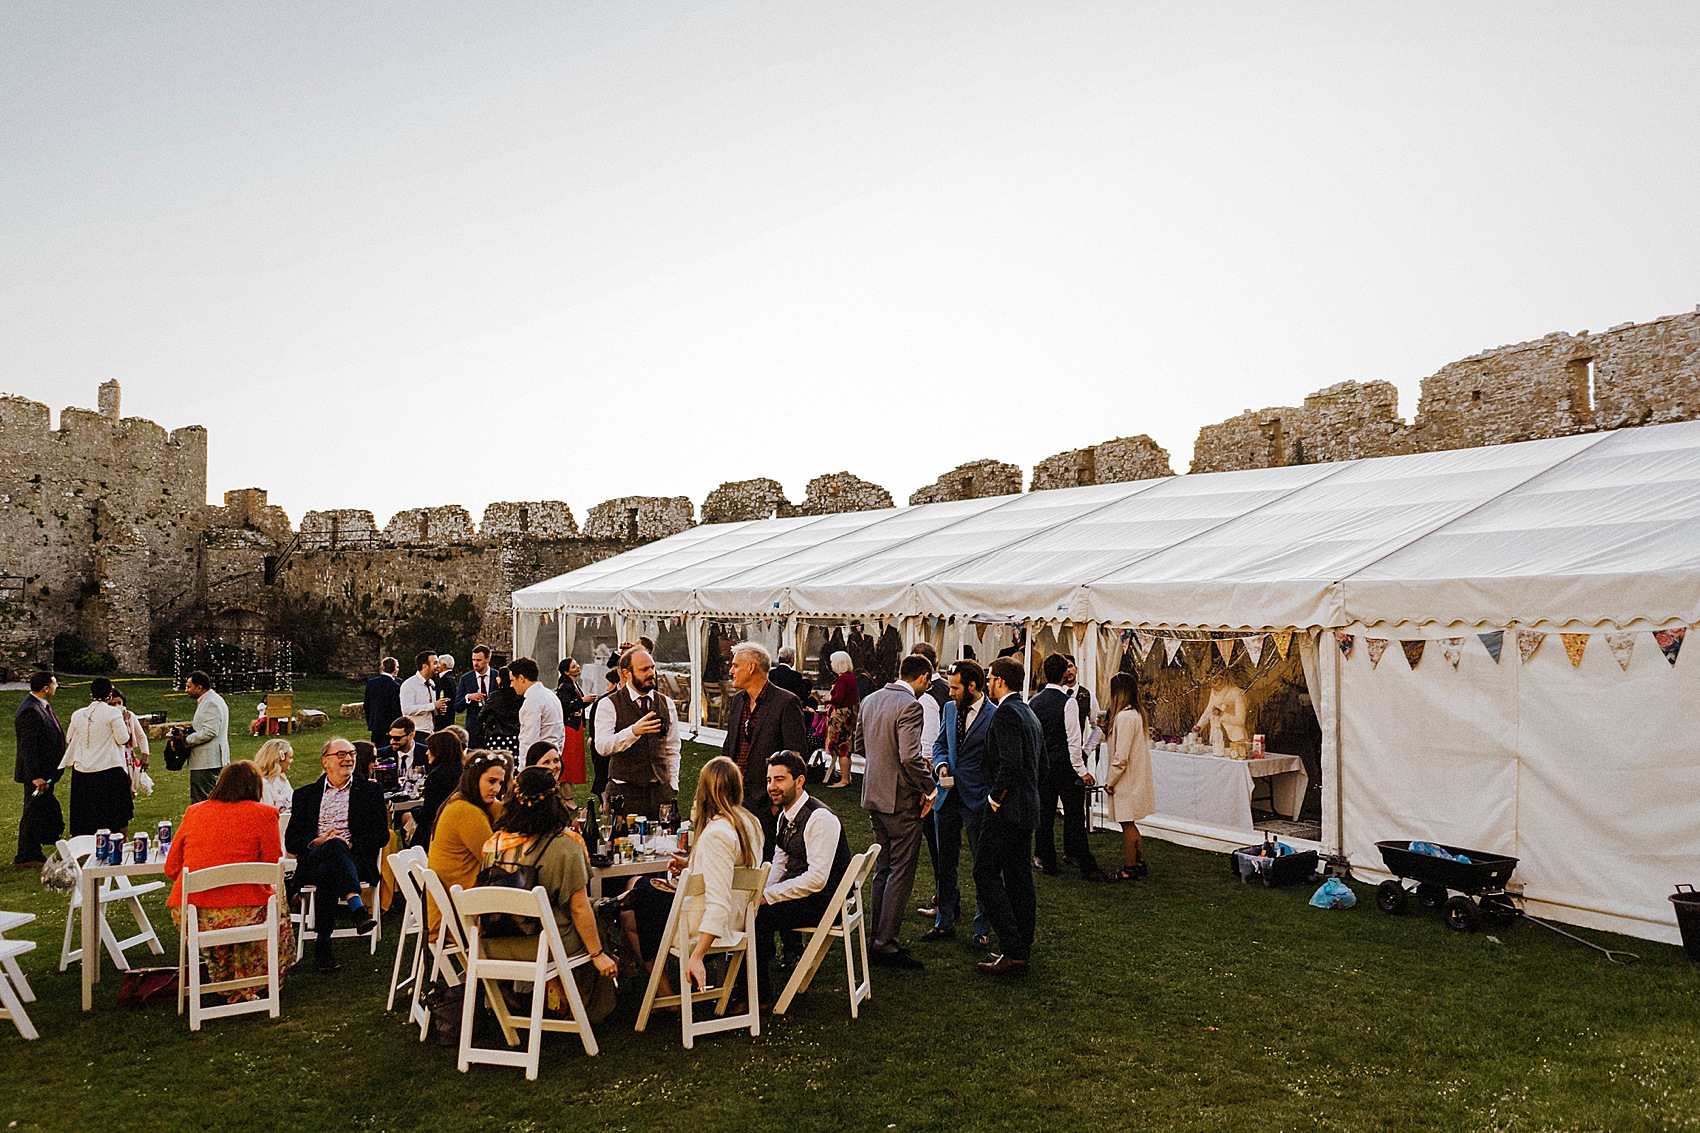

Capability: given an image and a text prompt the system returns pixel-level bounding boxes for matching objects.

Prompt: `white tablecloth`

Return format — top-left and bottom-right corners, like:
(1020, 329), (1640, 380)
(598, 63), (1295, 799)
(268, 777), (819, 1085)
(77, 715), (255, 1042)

(1149, 749), (1309, 830)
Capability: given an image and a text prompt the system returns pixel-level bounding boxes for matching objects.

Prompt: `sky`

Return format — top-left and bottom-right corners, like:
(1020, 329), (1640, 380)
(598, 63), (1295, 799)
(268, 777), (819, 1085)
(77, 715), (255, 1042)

(3, 2), (1698, 526)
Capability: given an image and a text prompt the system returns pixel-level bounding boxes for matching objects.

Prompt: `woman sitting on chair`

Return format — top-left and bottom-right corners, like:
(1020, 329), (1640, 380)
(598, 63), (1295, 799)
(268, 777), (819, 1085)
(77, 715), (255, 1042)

(253, 738), (295, 815)
(165, 761), (293, 1001)
(478, 767), (618, 1014)
(524, 742), (577, 811)
(424, 754), (507, 937)
(622, 755), (763, 994)
(410, 731), (465, 849)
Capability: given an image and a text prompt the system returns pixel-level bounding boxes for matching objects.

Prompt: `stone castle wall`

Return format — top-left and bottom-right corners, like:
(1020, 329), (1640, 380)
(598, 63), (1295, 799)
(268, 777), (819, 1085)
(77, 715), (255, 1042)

(909, 459), (1024, 506)
(1030, 435), (1175, 491)
(700, 473), (895, 522)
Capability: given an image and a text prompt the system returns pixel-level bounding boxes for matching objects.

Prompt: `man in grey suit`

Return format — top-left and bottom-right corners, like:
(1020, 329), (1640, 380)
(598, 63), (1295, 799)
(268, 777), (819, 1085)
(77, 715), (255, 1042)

(181, 670), (230, 803)
(854, 654), (937, 969)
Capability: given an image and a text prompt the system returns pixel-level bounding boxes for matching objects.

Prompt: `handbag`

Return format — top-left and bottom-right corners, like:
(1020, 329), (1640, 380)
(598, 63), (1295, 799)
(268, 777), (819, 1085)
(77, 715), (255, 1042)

(473, 833), (559, 937)
(164, 730), (191, 772)
(22, 789), (65, 854)
(117, 967), (180, 1008)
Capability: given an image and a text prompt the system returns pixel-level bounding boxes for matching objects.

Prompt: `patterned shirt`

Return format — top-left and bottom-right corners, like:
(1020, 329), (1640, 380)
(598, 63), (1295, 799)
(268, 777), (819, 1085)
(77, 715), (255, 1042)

(317, 777), (352, 843)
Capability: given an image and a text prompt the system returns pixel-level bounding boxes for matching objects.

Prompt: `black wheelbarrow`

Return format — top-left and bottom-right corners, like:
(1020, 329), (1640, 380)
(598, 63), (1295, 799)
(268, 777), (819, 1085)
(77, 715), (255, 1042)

(1373, 840), (1519, 932)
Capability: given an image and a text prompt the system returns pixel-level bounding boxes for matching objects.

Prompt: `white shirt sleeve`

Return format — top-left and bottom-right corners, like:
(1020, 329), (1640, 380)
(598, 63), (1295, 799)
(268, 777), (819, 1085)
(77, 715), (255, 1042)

(518, 688), (540, 755)
(593, 693), (640, 756)
(1062, 689), (1086, 777)
(663, 697), (681, 790)
(918, 693), (940, 757)
(764, 804), (842, 904)
(400, 676), (436, 731)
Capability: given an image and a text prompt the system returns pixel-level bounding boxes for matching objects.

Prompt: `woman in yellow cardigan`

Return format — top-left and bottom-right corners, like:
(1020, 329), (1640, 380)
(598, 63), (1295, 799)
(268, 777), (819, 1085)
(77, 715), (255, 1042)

(425, 753), (508, 934)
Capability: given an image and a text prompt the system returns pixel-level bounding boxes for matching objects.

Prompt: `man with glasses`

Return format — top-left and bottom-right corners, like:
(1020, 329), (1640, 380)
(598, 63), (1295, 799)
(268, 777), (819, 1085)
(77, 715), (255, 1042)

(285, 737), (389, 972)
(378, 717), (427, 782)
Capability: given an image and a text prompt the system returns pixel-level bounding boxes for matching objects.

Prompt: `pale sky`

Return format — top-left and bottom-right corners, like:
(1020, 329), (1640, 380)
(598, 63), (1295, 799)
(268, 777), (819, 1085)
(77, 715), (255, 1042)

(4, 2), (1698, 526)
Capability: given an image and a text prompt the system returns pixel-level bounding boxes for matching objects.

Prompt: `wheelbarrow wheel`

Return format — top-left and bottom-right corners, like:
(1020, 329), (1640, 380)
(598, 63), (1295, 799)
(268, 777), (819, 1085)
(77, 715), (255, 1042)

(1416, 883), (1448, 910)
(1480, 893), (1518, 928)
(1443, 895), (1480, 932)
(1376, 880), (1407, 914)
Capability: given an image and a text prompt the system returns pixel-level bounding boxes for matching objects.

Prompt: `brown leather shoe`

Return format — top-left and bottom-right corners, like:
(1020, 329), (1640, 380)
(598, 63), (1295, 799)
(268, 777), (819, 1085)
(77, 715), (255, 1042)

(975, 954), (1030, 976)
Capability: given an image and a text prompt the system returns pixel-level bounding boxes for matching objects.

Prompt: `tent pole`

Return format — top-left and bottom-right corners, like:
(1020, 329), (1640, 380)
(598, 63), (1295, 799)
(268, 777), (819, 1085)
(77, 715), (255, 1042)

(1322, 629), (1344, 858)
(685, 614), (703, 736)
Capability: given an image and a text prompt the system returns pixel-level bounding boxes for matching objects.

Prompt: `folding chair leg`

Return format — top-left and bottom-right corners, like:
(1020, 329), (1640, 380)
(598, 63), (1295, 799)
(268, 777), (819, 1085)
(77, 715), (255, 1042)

(523, 976), (547, 1081)
(484, 977), (522, 1048)
(714, 954), (742, 1016)
(556, 970), (599, 1057)
(678, 952), (695, 1050)
(59, 905), (77, 972)
(774, 928), (832, 1015)
(123, 894), (164, 955)
(634, 952), (668, 1033)
(744, 942), (762, 1037)
(0, 973), (37, 1041)
(1, 952), (35, 1005)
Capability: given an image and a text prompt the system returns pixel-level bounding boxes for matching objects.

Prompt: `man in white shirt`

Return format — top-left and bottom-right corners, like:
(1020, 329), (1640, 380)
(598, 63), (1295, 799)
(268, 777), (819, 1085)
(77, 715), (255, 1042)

(400, 651), (446, 737)
(593, 648), (681, 817)
(755, 751), (850, 1005)
(510, 656), (565, 765)
(181, 670), (230, 803)
(59, 677), (134, 835)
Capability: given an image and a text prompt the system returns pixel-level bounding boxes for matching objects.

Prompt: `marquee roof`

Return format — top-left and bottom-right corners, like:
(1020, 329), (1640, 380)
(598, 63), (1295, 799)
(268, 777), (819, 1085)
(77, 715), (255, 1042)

(513, 420), (1700, 631)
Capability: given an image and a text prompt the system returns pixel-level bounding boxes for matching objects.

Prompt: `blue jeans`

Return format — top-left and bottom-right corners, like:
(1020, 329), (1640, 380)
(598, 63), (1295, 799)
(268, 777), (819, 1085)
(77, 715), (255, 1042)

(934, 794), (989, 936)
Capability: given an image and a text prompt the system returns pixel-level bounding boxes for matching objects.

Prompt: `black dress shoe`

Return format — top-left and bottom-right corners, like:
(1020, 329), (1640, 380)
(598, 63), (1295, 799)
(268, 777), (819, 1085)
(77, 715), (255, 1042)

(315, 955), (341, 974)
(919, 926), (954, 942)
(1082, 868), (1115, 883)
(353, 912), (379, 936)
(976, 954), (1031, 976)
(869, 948), (924, 970)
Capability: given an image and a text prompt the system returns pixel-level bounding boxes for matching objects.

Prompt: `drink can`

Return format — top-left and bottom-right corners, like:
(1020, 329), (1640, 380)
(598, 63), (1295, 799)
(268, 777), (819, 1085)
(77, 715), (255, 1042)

(133, 833), (149, 863)
(96, 829), (112, 861)
(1252, 734), (1266, 758)
(636, 817), (648, 841)
(157, 819), (172, 844)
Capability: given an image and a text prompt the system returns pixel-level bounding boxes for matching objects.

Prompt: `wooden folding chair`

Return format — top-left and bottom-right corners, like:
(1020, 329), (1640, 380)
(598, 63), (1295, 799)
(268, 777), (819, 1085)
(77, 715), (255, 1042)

(0, 940), (38, 1039)
(411, 863), (470, 1041)
(775, 844), (881, 1018)
(634, 864), (771, 1049)
(384, 847), (429, 1010)
(450, 884), (600, 1078)
(0, 911), (38, 1005)
(176, 861), (286, 1030)
(56, 835), (164, 972)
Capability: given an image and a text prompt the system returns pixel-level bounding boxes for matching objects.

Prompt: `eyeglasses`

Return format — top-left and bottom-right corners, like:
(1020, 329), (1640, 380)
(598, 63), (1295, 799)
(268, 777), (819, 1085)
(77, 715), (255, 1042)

(327, 750), (357, 762)
(388, 734), (408, 742)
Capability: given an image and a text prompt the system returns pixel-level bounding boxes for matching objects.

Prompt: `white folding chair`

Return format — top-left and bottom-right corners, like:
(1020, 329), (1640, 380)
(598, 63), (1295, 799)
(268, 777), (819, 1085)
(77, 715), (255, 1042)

(56, 835), (164, 972)
(0, 911), (38, 1004)
(634, 864), (771, 1049)
(176, 861), (286, 1030)
(450, 884), (600, 1078)
(289, 851), (382, 961)
(384, 847), (429, 1010)
(410, 863), (470, 1041)
(0, 940), (38, 1040)
(774, 844), (881, 1018)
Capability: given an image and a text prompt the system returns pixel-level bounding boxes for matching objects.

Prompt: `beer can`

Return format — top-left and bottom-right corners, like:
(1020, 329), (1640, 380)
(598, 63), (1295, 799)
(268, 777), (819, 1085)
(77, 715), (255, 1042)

(157, 819), (173, 844)
(96, 829), (112, 862)
(133, 833), (149, 863)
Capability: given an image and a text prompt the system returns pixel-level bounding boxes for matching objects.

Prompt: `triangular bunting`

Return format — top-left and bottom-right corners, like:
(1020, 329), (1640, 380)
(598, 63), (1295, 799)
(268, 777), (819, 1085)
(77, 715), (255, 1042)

(1441, 637), (1464, 670)
(1477, 630), (1504, 664)
(1605, 632), (1636, 671)
(1561, 632), (1589, 668)
(1136, 630), (1156, 659)
(1215, 639), (1235, 666)
(1516, 630), (1545, 664)
(1654, 626), (1686, 667)
(1366, 639), (1389, 668)
(1272, 629), (1293, 659)
(1400, 639), (1426, 669)
(1336, 632), (1354, 659)
(1164, 638), (1184, 664)
(1244, 635), (1265, 667)
(975, 624), (987, 642)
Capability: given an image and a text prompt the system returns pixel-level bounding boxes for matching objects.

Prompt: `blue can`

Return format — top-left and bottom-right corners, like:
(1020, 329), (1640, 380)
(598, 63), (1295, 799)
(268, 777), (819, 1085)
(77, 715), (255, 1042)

(95, 829), (112, 862)
(132, 833), (149, 864)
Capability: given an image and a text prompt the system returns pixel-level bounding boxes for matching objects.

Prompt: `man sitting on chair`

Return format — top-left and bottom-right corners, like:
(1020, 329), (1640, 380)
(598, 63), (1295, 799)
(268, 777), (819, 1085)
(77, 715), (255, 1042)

(755, 751), (849, 1007)
(285, 737), (389, 972)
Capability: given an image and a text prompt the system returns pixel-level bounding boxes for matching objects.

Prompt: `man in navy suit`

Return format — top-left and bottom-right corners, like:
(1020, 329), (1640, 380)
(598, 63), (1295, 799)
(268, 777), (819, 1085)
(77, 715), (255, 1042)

(921, 657), (995, 946)
(362, 657), (402, 749)
(12, 671), (64, 867)
(454, 645), (496, 749)
(975, 656), (1043, 976)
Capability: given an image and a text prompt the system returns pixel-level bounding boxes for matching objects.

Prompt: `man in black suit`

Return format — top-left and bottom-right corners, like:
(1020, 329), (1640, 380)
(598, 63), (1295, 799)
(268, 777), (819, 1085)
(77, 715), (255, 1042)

(767, 647), (813, 704)
(431, 654), (458, 733)
(721, 642), (808, 848)
(454, 644), (496, 749)
(12, 671), (63, 867)
(362, 657), (402, 749)
(377, 718), (427, 781)
(1030, 652), (1106, 881)
(284, 737), (391, 972)
(975, 656), (1043, 976)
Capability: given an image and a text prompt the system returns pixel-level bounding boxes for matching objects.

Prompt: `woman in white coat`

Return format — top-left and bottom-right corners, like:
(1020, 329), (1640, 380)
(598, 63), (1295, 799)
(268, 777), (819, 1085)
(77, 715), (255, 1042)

(1104, 672), (1155, 880)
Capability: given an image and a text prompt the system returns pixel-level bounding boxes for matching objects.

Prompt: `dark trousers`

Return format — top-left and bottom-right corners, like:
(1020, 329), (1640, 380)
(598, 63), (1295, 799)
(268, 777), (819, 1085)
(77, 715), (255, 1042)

(15, 786), (45, 864)
(1035, 764), (1099, 876)
(934, 795), (989, 934)
(606, 780), (676, 822)
(189, 768), (221, 804)
(299, 839), (363, 952)
(974, 814), (1035, 962)
(755, 892), (830, 1000)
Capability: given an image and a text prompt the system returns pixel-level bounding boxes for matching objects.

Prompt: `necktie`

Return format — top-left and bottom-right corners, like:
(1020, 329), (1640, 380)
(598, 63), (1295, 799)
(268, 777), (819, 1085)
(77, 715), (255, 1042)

(46, 702), (60, 731)
(638, 695), (651, 718)
(479, 673), (487, 696)
(776, 814), (789, 842)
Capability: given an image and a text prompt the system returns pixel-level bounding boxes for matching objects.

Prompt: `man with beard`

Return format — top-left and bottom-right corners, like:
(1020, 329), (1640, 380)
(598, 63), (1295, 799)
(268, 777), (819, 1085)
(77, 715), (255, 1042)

(976, 656), (1042, 976)
(592, 647), (679, 818)
(922, 658), (995, 947)
(754, 751), (849, 1007)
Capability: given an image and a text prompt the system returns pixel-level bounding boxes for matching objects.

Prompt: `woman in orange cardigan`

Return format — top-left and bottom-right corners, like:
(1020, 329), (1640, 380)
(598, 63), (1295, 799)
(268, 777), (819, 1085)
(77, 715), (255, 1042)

(166, 761), (294, 1000)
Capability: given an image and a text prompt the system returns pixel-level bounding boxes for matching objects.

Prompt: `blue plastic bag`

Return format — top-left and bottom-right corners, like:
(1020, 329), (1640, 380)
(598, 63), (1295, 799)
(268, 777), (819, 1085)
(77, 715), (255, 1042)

(1410, 840), (1471, 864)
(1309, 878), (1356, 909)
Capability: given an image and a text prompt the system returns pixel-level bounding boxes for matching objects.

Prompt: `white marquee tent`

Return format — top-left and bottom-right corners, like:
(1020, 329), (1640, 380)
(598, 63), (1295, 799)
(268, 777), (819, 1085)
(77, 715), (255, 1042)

(515, 420), (1700, 943)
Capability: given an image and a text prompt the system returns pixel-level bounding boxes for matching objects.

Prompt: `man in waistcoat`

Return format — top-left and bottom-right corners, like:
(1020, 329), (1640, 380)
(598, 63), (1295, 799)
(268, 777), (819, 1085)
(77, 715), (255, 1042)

(1030, 652), (1108, 881)
(755, 751), (849, 1006)
(592, 647), (679, 817)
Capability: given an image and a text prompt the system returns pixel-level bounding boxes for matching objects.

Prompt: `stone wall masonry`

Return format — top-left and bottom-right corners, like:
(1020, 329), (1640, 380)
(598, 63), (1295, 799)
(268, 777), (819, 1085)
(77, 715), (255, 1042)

(584, 496), (695, 541)
(908, 459), (1024, 506)
(480, 500), (578, 540)
(780, 472), (894, 517)
(383, 505), (476, 546)
(701, 478), (788, 524)
(207, 488), (294, 543)
(1031, 435), (1175, 490)
(1190, 380), (1410, 474)
(299, 510), (381, 550)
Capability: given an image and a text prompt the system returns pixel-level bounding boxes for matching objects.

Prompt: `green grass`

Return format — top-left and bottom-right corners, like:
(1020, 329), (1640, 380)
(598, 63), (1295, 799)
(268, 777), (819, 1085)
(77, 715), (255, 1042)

(0, 677), (1696, 1131)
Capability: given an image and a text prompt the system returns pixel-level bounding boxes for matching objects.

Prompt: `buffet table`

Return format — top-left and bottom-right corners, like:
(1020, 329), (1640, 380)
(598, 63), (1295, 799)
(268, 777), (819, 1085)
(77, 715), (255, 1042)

(1149, 748), (1309, 830)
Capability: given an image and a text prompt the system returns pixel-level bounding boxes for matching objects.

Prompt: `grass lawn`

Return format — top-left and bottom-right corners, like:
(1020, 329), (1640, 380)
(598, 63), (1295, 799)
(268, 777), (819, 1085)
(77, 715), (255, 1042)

(0, 675), (1696, 1131)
